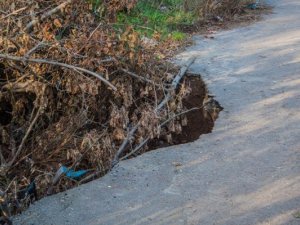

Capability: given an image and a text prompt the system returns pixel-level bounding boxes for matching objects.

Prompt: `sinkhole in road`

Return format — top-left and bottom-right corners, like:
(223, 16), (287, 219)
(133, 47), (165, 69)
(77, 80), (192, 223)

(143, 75), (222, 152)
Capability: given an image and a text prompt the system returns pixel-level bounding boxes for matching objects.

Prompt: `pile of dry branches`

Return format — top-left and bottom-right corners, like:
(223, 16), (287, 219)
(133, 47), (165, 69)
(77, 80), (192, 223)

(0, 0), (193, 219)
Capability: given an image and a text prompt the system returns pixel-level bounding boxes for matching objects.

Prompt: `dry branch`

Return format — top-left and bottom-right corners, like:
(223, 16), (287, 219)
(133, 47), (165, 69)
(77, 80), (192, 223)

(76, 22), (103, 54)
(120, 68), (160, 86)
(0, 146), (6, 165)
(25, 0), (73, 32)
(0, 7), (27, 20)
(120, 138), (149, 160)
(0, 53), (117, 91)
(24, 42), (44, 58)
(120, 107), (200, 160)
(112, 124), (139, 165)
(156, 57), (196, 112)
(8, 107), (42, 167)
(112, 57), (196, 166)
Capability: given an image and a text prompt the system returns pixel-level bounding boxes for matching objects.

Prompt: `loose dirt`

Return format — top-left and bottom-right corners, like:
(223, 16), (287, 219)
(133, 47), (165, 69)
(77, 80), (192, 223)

(175, 76), (214, 143)
(149, 76), (215, 151)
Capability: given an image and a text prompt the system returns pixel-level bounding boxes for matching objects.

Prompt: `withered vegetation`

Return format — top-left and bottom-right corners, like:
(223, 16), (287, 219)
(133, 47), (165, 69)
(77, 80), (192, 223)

(0, 0), (192, 217)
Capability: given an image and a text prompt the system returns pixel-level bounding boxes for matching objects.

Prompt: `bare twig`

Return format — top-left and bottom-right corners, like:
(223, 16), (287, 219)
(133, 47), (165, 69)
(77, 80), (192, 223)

(120, 107), (200, 160)
(156, 57), (196, 112)
(111, 57), (196, 166)
(24, 42), (44, 58)
(0, 53), (117, 91)
(25, 0), (72, 32)
(76, 22), (102, 54)
(120, 68), (160, 86)
(120, 138), (149, 161)
(0, 146), (6, 165)
(78, 170), (101, 184)
(112, 124), (139, 165)
(0, 7), (27, 20)
(159, 107), (200, 127)
(8, 107), (42, 167)
(9, 138), (16, 161)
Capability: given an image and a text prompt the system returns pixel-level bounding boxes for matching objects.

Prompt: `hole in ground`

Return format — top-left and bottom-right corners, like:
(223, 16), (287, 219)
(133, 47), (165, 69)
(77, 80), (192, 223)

(0, 75), (222, 219)
(148, 75), (222, 150)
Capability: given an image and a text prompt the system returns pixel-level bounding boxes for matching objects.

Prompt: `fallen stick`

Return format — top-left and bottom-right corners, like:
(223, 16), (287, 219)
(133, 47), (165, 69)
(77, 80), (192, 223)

(120, 107), (200, 160)
(0, 7), (27, 20)
(24, 42), (44, 58)
(78, 170), (101, 184)
(0, 53), (117, 91)
(25, 0), (72, 32)
(112, 56), (196, 166)
(120, 137), (149, 161)
(76, 22), (102, 54)
(156, 57), (196, 112)
(112, 124), (139, 166)
(120, 68), (160, 86)
(8, 107), (42, 167)
(0, 146), (6, 165)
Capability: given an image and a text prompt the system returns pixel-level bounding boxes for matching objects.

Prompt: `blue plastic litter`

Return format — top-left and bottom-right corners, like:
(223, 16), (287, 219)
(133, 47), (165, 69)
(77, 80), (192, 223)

(247, 0), (260, 9)
(61, 166), (88, 179)
(17, 181), (37, 200)
(247, 3), (257, 9)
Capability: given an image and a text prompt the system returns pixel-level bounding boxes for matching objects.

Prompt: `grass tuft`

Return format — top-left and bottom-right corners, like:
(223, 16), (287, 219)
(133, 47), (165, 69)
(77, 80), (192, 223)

(115, 0), (195, 40)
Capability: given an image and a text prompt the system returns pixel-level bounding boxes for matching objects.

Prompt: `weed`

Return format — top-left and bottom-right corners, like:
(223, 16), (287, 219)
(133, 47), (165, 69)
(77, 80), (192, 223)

(115, 0), (195, 40)
(171, 31), (186, 41)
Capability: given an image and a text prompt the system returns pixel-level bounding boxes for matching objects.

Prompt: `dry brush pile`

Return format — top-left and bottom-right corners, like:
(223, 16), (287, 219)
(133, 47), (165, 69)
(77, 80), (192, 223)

(0, 0), (195, 219)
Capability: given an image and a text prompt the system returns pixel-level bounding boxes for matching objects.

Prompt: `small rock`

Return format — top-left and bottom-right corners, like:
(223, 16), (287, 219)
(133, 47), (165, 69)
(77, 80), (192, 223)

(172, 162), (182, 167)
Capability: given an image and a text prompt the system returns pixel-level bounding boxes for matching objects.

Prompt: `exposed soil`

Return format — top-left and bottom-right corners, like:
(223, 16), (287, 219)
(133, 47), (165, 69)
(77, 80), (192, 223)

(149, 76), (217, 150)
(174, 76), (214, 143)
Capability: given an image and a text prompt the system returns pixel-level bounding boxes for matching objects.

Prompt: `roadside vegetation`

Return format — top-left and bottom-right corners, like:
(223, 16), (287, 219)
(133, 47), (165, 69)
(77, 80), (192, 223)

(0, 0), (264, 222)
(115, 0), (194, 40)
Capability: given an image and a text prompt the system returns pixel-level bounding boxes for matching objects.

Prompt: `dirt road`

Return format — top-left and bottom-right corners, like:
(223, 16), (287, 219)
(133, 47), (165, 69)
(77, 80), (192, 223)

(14, 1), (300, 224)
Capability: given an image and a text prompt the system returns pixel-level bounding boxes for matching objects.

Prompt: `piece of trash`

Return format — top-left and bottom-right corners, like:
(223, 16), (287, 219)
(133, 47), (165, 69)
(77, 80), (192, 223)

(248, 0), (260, 9)
(160, 5), (168, 12)
(60, 166), (88, 180)
(17, 181), (37, 201)
(247, 3), (257, 10)
(52, 166), (67, 185)
(63, 167), (88, 180)
(52, 166), (88, 185)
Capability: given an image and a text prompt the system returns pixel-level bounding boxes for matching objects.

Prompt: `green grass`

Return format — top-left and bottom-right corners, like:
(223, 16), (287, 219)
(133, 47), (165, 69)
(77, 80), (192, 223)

(87, 0), (195, 41)
(115, 0), (195, 41)
(170, 31), (186, 41)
